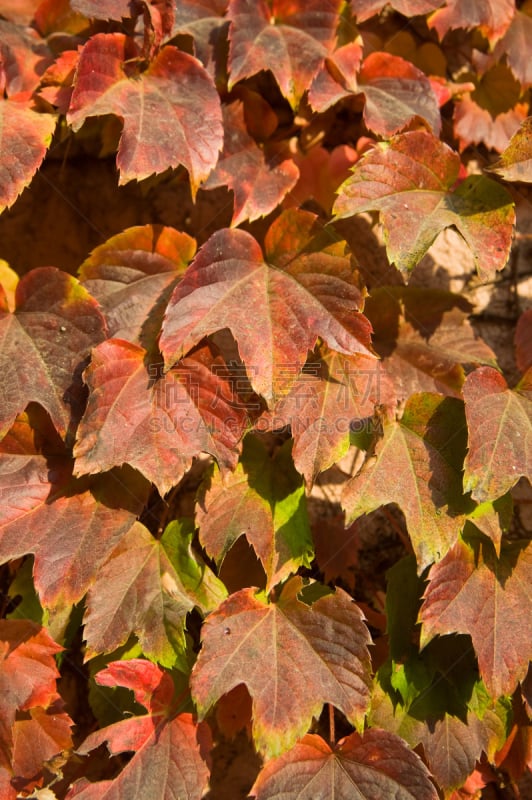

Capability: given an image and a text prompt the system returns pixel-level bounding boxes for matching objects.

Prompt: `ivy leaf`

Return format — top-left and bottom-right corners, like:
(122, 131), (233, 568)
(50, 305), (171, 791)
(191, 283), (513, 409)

(462, 367), (532, 502)
(261, 347), (394, 486)
(11, 705), (73, 789)
(160, 209), (373, 404)
(227, 0), (342, 108)
(495, 12), (532, 87)
(203, 101), (299, 226)
(83, 521), (226, 668)
(251, 730), (438, 799)
(420, 538), (532, 697)
(66, 660), (211, 800)
(334, 131), (515, 277)
(0, 454), (148, 610)
(428, 0), (515, 45)
(365, 289), (497, 401)
(191, 576), (372, 758)
(489, 116), (532, 183)
(0, 620), (64, 772)
(349, 0), (443, 22)
(196, 436), (313, 590)
(67, 34), (223, 192)
(78, 225), (196, 347)
(70, 0), (134, 19)
(342, 394), (471, 569)
(73, 339), (248, 495)
(0, 268), (107, 440)
(173, 0), (229, 71)
(0, 102), (56, 214)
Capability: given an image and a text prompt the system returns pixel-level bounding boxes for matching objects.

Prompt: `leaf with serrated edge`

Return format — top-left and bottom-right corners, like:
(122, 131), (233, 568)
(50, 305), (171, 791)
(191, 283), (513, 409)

(489, 116), (532, 183)
(0, 102), (56, 214)
(160, 209), (373, 404)
(333, 131), (514, 277)
(83, 521), (226, 667)
(191, 576), (372, 758)
(0, 267), (107, 440)
(203, 101), (299, 226)
(261, 347), (394, 486)
(342, 393), (471, 569)
(227, 0), (341, 108)
(68, 33), (223, 192)
(251, 730), (438, 799)
(349, 0), (443, 23)
(73, 339), (248, 495)
(420, 538), (532, 697)
(428, 0), (515, 45)
(0, 454), (148, 610)
(65, 660), (211, 800)
(463, 366), (532, 502)
(196, 436), (313, 590)
(78, 224), (196, 346)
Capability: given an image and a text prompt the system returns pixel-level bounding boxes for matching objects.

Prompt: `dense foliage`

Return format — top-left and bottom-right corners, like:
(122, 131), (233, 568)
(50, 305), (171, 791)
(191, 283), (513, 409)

(0, 1), (531, 798)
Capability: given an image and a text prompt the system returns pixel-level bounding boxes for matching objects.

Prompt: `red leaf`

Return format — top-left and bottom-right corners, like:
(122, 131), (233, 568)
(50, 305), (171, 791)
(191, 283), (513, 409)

(429, 0), (515, 45)
(284, 144), (359, 214)
(83, 521), (226, 667)
(68, 34), (223, 192)
(191, 576), (372, 758)
(73, 340), (248, 495)
(261, 348), (393, 486)
(173, 0), (229, 69)
(334, 131), (515, 277)
(11, 705), (72, 784)
(462, 367), (532, 502)
(0, 621), (63, 771)
(160, 210), (373, 404)
(453, 96), (527, 154)
(0, 1), (42, 25)
(227, 0), (342, 108)
(251, 730), (438, 799)
(203, 101), (299, 226)
(66, 660), (211, 800)
(0, 454), (148, 609)
(0, 19), (52, 96)
(420, 538), (532, 697)
(494, 10), (532, 87)
(0, 268), (107, 440)
(196, 436), (313, 590)
(350, 0), (443, 23)
(342, 394), (470, 569)
(38, 49), (79, 114)
(78, 224), (196, 346)
(489, 117), (532, 183)
(0, 102), (56, 214)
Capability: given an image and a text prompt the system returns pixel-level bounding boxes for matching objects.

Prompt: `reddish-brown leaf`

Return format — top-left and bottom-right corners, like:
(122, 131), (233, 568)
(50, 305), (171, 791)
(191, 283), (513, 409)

(68, 34), (223, 192)
(334, 131), (515, 277)
(420, 538), (532, 698)
(494, 10), (532, 87)
(0, 102), (56, 214)
(173, 0), (229, 70)
(0, 268), (107, 440)
(191, 576), (372, 758)
(196, 436), (313, 590)
(73, 340), (248, 495)
(453, 93), (527, 154)
(11, 705), (72, 786)
(203, 101), (299, 226)
(462, 367), (532, 502)
(350, 0), (443, 22)
(0, 621), (64, 772)
(0, 19), (52, 96)
(428, 0), (515, 44)
(0, 1), (41, 24)
(489, 117), (532, 183)
(251, 730), (438, 799)
(342, 394), (470, 569)
(66, 660), (211, 800)
(160, 209), (373, 404)
(38, 49), (79, 114)
(78, 224), (196, 347)
(83, 521), (226, 667)
(0, 454), (148, 609)
(261, 348), (393, 486)
(283, 144), (359, 214)
(227, 0), (341, 108)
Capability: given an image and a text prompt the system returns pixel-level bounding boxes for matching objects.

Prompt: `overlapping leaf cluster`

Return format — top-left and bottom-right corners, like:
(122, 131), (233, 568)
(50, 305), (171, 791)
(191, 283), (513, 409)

(0, 1), (531, 798)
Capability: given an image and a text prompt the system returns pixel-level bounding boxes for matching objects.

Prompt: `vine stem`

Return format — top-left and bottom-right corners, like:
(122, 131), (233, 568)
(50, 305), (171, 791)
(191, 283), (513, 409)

(328, 703), (335, 746)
